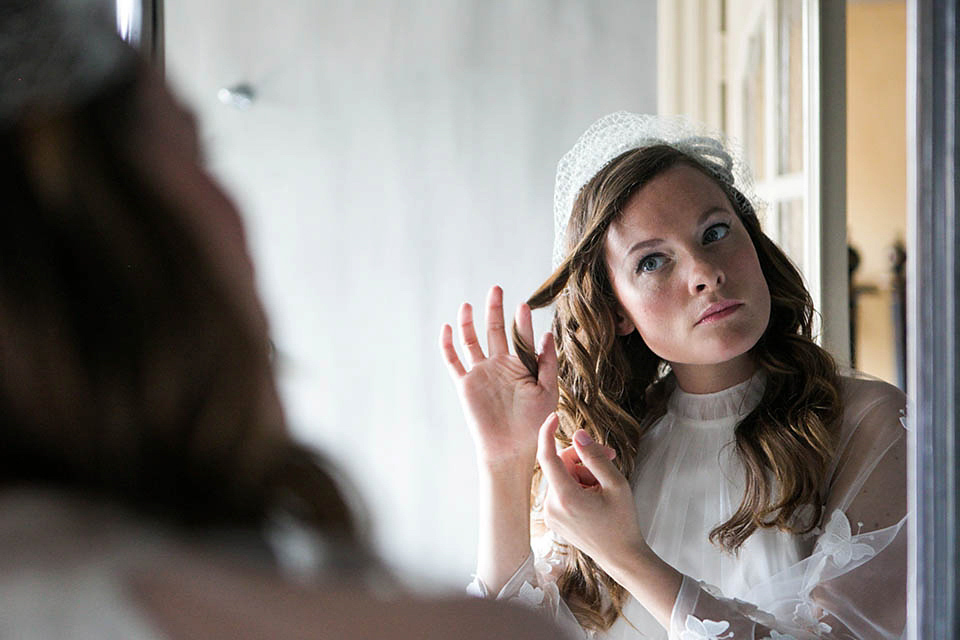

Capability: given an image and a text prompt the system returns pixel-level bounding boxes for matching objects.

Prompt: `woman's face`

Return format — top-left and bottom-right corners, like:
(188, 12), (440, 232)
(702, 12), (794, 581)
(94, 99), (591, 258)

(603, 164), (771, 386)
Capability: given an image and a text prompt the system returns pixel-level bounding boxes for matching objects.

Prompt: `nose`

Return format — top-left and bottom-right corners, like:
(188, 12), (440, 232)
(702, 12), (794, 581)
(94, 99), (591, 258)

(689, 253), (725, 294)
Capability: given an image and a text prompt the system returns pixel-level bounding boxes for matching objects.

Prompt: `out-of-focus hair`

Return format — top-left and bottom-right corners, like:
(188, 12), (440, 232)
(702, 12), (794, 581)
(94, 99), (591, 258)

(0, 59), (357, 542)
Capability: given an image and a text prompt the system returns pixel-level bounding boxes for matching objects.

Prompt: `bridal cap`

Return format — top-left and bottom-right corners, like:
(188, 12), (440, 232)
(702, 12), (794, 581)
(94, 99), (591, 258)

(0, 0), (133, 128)
(552, 111), (759, 268)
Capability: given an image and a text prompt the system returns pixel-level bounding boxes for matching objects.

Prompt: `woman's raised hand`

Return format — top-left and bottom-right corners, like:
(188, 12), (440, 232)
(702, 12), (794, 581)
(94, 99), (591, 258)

(440, 286), (558, 471)
(536, 413), (646, 571)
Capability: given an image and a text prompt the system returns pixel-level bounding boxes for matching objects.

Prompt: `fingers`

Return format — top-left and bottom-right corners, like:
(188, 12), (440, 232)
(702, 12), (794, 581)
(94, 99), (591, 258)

(558, 444), (616, 465)
(439, 324), (466, 378)
(572, 430), (626, 488)
(537, 331), (558, 391)
(558, 443), (617, 487)
(558, 446), (599, 487)
(573, 465), (601, 487)
(557, 444), (581, 477)
(458, 302), (486, 366)
(485, 286), (509, 357)
(536, 413), (576, 493)
(514, 303), (534, 357)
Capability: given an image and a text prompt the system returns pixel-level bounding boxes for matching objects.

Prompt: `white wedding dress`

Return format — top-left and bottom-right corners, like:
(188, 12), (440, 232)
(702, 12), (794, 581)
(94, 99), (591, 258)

(470, 372), (907, 639)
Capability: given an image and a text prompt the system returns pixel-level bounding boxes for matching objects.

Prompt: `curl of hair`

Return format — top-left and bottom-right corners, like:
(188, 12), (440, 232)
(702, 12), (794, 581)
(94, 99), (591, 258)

(512, 145), (841, 631)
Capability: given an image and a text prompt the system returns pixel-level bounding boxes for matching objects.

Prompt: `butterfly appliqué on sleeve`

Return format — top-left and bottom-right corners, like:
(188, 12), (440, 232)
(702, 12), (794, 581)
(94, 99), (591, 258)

(814, 510), (876, 569)
(680, 615), (733, 640)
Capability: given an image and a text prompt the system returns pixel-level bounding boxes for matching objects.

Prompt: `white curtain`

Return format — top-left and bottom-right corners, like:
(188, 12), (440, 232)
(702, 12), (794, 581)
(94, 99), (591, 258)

(164, 0), (657, 588)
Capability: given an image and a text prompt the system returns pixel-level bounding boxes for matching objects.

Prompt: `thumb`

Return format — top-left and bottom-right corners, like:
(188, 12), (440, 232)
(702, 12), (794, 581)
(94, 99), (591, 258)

(572, 430), (625, 488)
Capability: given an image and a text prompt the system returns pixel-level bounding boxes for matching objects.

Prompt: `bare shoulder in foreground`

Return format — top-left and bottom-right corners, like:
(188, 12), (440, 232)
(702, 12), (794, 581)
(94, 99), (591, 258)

(133, 554), (572, 640)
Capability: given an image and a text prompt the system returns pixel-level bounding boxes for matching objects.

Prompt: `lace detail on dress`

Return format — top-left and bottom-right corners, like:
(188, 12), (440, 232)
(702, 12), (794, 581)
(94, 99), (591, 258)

(700, 582), (776, 628)
(791, 601), (832, 635)
(465, 575), (486, 598)
(517, 581), (552, 608)
(679, 615), (733, 640)
(667, 370), (766, 422)
(814, 510), (876, 569)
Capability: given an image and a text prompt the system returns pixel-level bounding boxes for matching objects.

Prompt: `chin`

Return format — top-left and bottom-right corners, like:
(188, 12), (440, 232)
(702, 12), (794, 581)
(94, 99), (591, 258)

(695, 340), (758, 367)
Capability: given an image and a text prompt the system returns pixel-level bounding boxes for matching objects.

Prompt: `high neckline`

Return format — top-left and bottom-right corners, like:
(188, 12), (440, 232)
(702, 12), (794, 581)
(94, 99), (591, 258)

(666, 369), (766, 423)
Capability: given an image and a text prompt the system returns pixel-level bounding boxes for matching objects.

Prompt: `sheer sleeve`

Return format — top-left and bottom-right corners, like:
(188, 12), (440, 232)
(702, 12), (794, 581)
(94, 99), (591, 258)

(467, 500), (590, 638)
(668, 376), (907, 640)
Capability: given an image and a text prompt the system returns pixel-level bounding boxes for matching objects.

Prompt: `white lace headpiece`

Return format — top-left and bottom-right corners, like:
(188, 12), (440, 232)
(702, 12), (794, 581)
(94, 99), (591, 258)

(0, 0), (133, 127)
(552, 111), (758, 268)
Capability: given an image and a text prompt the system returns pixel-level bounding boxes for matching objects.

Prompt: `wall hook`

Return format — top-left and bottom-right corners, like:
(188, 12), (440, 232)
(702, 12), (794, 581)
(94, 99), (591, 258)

(218, 84), (255, 110)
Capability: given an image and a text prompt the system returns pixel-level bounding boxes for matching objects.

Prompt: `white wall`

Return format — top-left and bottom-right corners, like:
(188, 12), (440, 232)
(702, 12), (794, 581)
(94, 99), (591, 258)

(164, 0), (656, 589)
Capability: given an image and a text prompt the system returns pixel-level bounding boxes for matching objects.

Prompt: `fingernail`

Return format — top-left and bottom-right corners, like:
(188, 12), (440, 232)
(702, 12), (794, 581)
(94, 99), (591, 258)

(574, 430), (593, 446)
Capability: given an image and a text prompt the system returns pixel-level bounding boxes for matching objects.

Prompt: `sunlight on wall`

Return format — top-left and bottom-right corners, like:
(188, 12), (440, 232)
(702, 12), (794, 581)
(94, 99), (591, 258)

(846, 0), (907, 385)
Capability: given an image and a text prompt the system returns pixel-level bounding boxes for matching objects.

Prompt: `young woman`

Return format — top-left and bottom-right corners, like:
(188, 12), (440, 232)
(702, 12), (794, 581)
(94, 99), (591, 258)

(441, 112), (906, 639)
(0, 2), (568, 638)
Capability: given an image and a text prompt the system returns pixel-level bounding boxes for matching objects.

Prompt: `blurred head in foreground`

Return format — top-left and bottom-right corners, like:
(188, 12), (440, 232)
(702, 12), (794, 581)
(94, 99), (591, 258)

(0, 0), (355, 540)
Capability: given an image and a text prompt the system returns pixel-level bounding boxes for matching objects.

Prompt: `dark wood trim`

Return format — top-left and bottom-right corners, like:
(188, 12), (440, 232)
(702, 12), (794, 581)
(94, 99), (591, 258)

(116, 1), (164, 70)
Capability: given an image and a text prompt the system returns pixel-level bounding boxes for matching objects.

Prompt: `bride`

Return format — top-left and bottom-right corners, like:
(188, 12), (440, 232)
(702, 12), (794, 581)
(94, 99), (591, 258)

(440, 112), (906, 639)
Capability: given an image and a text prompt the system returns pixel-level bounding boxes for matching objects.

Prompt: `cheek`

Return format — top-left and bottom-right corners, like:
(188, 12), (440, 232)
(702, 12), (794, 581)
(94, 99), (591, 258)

(727, 238), (758, 271)
(743, 248), (769, 292)
(757, 276), (772, 326)
(620, 280), (685, 341)
(733, 244), (772, 325)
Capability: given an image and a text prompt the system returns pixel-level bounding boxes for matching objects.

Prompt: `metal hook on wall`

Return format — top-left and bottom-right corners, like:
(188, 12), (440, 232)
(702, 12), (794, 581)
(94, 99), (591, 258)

(218, 84), (256, 110)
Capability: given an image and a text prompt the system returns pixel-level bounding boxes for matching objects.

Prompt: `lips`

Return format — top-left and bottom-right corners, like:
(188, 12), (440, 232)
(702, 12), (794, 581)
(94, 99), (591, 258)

(696, 300), (744, 325)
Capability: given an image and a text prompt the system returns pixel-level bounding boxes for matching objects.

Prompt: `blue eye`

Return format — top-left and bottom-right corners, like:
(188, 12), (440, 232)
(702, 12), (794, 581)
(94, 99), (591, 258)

(703, 223), (730, 244)
(637, 254), (667, 273)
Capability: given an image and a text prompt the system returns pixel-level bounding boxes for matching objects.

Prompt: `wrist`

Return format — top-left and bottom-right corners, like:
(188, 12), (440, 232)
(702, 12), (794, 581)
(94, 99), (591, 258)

(477, 452), (537, 480)
(598, 541), (682, 629)
(596, 538), (656, 582)
(477, 460), (535, 516)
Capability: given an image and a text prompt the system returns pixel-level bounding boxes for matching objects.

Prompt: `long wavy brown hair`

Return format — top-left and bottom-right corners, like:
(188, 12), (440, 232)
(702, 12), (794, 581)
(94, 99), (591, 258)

(0, 62), (359, 543)
(513, 145), (842, 630)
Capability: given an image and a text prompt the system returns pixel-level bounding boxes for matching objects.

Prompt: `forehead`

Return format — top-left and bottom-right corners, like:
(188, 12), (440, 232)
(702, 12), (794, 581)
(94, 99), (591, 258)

(612, 164), (732, 235)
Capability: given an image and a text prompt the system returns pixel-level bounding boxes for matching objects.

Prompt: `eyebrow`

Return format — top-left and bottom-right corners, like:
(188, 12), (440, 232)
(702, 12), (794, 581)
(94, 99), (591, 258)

(697, 205), (730, 224)
(624, 237), (665, 259)
(622, 205), (731, 260)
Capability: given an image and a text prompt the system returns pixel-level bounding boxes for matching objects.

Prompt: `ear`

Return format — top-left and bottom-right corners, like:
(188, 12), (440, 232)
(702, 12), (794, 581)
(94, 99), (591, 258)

(613, 307), (635, 336)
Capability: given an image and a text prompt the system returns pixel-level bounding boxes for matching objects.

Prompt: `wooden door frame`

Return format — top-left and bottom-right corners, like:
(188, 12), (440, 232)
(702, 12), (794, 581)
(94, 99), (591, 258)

(115, 0), (164, 70)
(908, 0), (960, 636)
(806, 0), (850, 364)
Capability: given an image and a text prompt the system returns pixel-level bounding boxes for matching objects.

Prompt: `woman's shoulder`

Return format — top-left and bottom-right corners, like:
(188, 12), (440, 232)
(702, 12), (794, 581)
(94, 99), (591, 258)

(0, 487), (570, 640)
(837, 371), (906, 420)
(0, 487), (182, 639)
(134, 554), (574, 640)
(833, 370), (907, 452)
